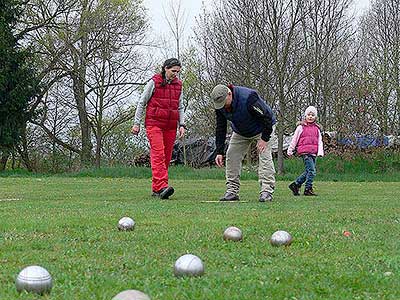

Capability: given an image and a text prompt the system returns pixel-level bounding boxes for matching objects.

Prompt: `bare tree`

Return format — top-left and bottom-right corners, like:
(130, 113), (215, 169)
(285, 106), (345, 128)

(193, 0), (357, 173)
(253, 0), (308, 174)
(299, 0), (355, 128)
(41, 82), (77, 171)
(84, 1), (151, 167)
(359, 0), (400, 136)
(160, 0), (191, 164)
(22, 0), (151, 168)
(163, 0), (188, 60)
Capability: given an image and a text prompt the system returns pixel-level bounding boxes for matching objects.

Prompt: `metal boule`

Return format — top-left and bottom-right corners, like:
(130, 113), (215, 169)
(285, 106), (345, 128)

(223, 226), (243, 241)
(173, 254), (204, 277)
(270, 230), (292, 246)
(112, 289), (151, 300)
(16, 265), (52, 294)
(118, 217), (135, 231)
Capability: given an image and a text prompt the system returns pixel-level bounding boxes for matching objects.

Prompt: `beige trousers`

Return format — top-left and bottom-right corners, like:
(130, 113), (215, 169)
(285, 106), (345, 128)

(225, 128), (276, 196)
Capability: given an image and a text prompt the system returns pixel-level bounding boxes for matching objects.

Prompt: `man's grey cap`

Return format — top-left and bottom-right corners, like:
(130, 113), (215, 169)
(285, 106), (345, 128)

(211, 84), (230, 109)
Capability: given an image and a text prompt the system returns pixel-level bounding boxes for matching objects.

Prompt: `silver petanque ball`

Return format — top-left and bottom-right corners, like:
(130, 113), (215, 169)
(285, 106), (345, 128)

(118, 217), (135, 231)
(223, 226), (243, 241)
(173, 254), (204, 277)
(112, 289), (151, 300)
(270, 230), (293, 246)
(15, 265), (52, 294)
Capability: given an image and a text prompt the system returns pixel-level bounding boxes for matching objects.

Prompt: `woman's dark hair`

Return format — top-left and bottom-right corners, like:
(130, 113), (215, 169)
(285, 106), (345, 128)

(160, 58), (181, 86)
(163, 58), (181, 69)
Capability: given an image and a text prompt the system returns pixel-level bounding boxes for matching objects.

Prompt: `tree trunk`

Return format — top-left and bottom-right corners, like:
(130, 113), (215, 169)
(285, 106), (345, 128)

(0, 151), (9, 171)
(17, 126), (34, 172)
(52, 101), (59, 172)
(52, 140), (57, 172)
(276, 124), (285, 176)
(68, 150), (73, 171)
(276, 81), (286, 176)
(397, 87), (400, 133)
(11, 152), (15, 169)
(73, 6), (93, 168)
(182, 137), (187, 166)
(72, 64), (93, 168)
(95, 133), (101, 168)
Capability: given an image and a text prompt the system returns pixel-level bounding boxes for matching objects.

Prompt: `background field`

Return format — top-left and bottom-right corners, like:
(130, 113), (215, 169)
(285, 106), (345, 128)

(0, 169), (399, 299)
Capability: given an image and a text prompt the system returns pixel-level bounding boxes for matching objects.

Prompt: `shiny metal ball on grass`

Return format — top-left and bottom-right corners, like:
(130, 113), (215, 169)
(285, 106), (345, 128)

(112, 289), (151, 300)
(15, 265), (52, 294)
(118, 217), (135, 231)
(223, 226), (243, 241)
(270, 230), (292, 246)
(173, 254), (204, 277)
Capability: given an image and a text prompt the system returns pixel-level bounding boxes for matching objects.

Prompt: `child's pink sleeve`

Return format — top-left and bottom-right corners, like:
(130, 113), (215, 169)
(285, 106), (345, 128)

(287, 125), (302, 156)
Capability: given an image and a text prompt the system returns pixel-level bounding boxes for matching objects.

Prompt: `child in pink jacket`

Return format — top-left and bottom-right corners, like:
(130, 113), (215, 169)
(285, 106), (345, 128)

(287, 106), (324, 196)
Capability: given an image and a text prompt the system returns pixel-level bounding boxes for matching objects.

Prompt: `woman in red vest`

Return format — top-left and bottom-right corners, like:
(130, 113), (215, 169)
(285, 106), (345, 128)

(131, 58), (185, 199)
(287, 106), (324, 196)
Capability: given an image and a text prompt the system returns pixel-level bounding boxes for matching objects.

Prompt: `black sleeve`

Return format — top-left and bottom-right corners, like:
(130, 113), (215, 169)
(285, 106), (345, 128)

(215, 109), (227, 155)
(247, 93), (273, 142)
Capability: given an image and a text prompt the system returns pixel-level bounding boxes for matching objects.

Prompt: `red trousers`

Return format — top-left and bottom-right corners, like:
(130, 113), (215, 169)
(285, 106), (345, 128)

(146, 126), (177, 192)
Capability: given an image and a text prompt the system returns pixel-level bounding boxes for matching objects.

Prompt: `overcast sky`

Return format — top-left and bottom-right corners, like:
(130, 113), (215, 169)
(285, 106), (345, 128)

(143, 0), (371, 42)
(143, 0), (209, 41)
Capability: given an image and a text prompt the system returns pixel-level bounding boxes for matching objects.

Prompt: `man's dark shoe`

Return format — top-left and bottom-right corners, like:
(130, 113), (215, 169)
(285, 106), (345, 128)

(152, 186), (174, 199)
(259, 192), (273, 202)
(304, 188), (317, 196)
(288, 182), (301, 196)
(219, 192), (239, 201)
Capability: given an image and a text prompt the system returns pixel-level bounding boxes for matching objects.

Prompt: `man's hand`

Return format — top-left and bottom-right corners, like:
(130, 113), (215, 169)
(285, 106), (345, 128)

(257, 139), (267, 153)
(131, 124), (140, 135)
(215, 154), (224, 167)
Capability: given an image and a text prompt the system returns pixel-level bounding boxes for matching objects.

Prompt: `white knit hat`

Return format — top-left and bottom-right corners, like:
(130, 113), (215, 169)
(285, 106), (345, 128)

(304, 106), (317, 118)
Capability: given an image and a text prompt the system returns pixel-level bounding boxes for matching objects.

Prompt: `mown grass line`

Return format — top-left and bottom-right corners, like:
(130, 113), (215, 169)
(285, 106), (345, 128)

(0, 178), (399, 299)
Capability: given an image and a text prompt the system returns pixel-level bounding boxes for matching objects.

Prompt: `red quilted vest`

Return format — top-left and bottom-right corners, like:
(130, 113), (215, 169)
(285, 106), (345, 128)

(297, 123), (320, 155)
(145, 73), (182, 130)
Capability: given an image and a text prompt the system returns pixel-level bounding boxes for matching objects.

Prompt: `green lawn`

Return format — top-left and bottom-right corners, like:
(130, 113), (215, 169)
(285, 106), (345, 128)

(0, 177), (399, 299)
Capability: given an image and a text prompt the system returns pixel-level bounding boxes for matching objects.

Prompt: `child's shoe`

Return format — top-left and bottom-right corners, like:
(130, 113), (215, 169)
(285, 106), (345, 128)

(288, 182), (301, 196)
(304, 188), (317, 196)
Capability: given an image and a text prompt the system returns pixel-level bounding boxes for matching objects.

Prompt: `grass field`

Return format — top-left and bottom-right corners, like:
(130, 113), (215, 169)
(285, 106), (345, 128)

(0, 176), (399, 299)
